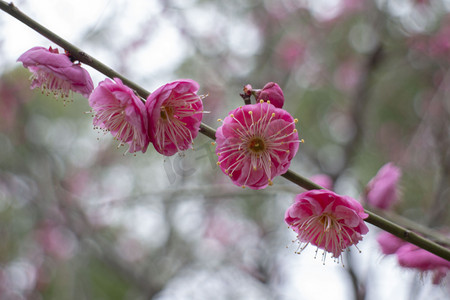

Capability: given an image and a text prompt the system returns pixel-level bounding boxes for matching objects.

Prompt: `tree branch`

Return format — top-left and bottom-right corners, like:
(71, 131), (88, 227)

(1, 0), (449, 261)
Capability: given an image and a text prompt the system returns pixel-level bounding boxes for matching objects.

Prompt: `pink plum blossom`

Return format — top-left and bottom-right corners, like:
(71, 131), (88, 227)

(215, 100), (299, 189)
(17, 46), (93, 99)
(285, 189), (369, 262)
(89, 78), (149, 153)
(365, 163), (402, 210)
(255, 82), (285, 108)
(146, 80), (203, 156)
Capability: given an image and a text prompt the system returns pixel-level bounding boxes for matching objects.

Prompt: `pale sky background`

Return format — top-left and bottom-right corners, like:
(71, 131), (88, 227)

(0, 1), (448, 299)
(0, 0), (189, 89)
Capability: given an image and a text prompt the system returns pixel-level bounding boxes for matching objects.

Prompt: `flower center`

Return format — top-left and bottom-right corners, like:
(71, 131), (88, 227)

(160, 106), (174, 120)
(248, 137), (265, 153)
(318, 214), (336, 231)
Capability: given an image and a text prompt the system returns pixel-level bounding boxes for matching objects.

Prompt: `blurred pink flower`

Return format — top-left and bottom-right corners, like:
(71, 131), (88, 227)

(35, 221), (78, 260)
(204, 210), (260, 249)
(17, 46), (93, 99)
(414, 0), (431, 5)
(276, 38), (306, 70)
(397, 244), (450, 284)
(0, 78), (32, 131)
(285, 189), (369, 261)
(89, 78), (149, 153)
(365, 163), (402, 210)
(409, 18), (450, 61)
(215, 101), (299, 189)
(310, 174), (334, 190)
(376, 231), (406, 255)
(428, 25), (450, 58)
(255, 82), (285, 108)
(397, 243), (450, 270)
(146, 80), (203, 156)
(333, 59), (361, 92)
(377, 231), (450, 284)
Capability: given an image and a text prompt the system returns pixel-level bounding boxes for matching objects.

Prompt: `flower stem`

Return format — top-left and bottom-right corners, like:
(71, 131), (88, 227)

(1, 0), (449, 261)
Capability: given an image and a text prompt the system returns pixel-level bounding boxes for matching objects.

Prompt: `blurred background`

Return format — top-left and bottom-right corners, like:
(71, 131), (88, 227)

(0, 0), (449, 299)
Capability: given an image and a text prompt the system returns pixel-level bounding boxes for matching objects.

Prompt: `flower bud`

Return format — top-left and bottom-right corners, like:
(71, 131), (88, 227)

(256, 82), (284, 108)
(243, 84), (252, 96)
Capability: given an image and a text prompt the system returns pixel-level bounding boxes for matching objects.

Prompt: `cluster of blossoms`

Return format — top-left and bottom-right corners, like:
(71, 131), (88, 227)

(89, 78), (203, 155)
(18, 50), (373, 263)
(18, 47), (204, 156)
(28, 46), (450, 270)
(216, 83), (370, 262)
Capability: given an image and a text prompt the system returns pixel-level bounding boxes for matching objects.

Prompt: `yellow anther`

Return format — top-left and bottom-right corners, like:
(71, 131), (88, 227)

(294, 118), (298, 123)
(242, 185), (246, 189)
(260, 99), (264, 103)
(253, 166), (257, 171)
(211, 142), (216, 145)
(248, 111), (253, 115)
(268, 180), (273, 186)
(230, 114), (234, 118)
(301, 139), (305, 143)
(217, 118), (222, 122)
(267, 100), (271, 104)
(293, 129), (298, 133)
(216, 162), (221, 165)
(271, 113), (275, 117)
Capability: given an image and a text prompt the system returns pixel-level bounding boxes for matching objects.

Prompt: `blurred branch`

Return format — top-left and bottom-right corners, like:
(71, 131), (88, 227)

(331, 42), (384, 180)
(1, 0), (449, 261)
(428, 87), (450, 227)
(400, 67), (450, 228)
(57, 190), (164, 297)
(345, 251), (365, 300)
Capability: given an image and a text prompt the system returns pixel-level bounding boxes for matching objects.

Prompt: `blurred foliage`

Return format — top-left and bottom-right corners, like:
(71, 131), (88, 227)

(0, 0), (449, 299)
